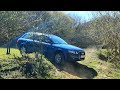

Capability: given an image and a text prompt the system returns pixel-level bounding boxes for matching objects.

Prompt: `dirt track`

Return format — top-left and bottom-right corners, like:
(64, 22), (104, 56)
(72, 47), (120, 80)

(53, 48), (98, 79)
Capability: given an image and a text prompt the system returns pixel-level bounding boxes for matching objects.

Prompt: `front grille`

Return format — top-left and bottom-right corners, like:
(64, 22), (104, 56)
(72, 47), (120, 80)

(67, 51), (85, 61)
(79, 52), (85, 59)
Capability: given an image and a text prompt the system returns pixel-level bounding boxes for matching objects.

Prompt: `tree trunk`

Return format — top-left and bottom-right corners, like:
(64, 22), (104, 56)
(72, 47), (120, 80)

(6, 41), (11, 55)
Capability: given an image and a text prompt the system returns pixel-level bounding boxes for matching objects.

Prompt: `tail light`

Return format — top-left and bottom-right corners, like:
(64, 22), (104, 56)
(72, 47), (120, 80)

(16, 39), (19, 43)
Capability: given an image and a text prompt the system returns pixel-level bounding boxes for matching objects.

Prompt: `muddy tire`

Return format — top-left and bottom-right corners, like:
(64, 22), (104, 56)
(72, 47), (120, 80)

(20, 46), (27, 57)
(54, 52), (65, 66)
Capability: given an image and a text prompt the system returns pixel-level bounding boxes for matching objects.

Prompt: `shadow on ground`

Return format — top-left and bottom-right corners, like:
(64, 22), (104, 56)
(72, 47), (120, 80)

(54, 61), (98, 79)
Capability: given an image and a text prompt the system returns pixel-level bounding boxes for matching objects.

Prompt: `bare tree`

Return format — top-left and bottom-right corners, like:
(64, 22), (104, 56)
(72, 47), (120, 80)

(88, 11), (120, 66)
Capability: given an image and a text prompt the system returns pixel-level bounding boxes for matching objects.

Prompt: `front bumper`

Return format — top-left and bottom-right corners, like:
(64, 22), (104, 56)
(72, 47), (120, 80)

(67, 52), (85, 62)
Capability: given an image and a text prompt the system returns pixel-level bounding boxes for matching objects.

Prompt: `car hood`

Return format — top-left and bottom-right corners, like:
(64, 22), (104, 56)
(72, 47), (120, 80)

(53, 44), (84, 51)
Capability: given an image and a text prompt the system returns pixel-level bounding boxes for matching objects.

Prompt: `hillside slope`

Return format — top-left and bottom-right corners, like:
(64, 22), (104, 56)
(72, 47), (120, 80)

(0, 48), (120, 79)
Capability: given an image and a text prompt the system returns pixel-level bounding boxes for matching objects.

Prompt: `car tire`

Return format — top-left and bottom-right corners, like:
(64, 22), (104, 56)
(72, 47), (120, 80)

(54, 52), (65, 66)
(20, 46), (27, 57)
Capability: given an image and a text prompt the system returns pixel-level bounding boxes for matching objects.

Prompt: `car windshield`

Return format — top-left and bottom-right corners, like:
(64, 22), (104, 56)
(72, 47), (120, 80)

(50, 35), (68, 44)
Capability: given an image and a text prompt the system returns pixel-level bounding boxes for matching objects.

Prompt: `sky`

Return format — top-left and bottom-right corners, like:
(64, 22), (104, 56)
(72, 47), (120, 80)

(63, 11), (94, 22)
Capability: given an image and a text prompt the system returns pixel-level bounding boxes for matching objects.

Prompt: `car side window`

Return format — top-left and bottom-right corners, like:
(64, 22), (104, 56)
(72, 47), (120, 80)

(42, 36), (51, 44)
(33, 34), (41, 41)
(22, 33), (33, 39)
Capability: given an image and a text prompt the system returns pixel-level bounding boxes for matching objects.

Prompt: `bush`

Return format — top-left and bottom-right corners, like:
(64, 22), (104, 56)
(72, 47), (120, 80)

(96, 49), (120, 69)
(17, 54), (60, 79)
(96, 49), (108, 61)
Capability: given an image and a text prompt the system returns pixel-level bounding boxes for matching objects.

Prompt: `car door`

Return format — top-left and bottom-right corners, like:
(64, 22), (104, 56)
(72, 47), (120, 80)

(41, 36), (53, 59)
(21, 33), (35, 53)
(32, 34), (45, 54)
(32, 34), (42, 53)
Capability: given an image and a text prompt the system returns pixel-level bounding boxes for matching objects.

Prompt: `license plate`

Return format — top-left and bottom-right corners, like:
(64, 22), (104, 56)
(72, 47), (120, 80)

(80, 55), (85, 58)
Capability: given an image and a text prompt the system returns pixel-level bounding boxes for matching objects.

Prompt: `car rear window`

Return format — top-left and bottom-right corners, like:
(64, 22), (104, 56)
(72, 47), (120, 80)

(22, 33), (33, 39)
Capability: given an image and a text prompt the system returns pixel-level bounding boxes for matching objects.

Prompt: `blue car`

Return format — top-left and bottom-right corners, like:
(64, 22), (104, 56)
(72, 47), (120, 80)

(17, 32), (85, 65)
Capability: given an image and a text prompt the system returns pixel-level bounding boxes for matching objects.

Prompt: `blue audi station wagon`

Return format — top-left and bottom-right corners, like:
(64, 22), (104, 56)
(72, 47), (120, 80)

(17, 32), (85, 65)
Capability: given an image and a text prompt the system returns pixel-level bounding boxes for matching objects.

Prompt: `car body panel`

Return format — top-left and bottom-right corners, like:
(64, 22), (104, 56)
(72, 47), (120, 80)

(53, 44), (84, 51)
(17, 32), (85, 62)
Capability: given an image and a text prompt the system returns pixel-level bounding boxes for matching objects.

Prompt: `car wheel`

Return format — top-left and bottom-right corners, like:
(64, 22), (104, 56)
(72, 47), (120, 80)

(54, 52), (64, 65)
(20, 46), (27, 56)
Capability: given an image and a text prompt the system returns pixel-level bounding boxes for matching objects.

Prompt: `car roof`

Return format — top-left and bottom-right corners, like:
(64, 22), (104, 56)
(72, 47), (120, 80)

(26, 32), (58, 38)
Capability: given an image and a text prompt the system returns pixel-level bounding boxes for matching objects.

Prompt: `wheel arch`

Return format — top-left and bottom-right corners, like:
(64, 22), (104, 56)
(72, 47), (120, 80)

(19, 43), (28, 53)
(54, 50), (67, 61)
(19, 43), (27, 49)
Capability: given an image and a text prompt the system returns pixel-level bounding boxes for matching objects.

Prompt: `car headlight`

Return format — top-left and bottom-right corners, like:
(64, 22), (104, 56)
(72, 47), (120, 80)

(68, 50), (78, 54)
(81, 52), (85, 55)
